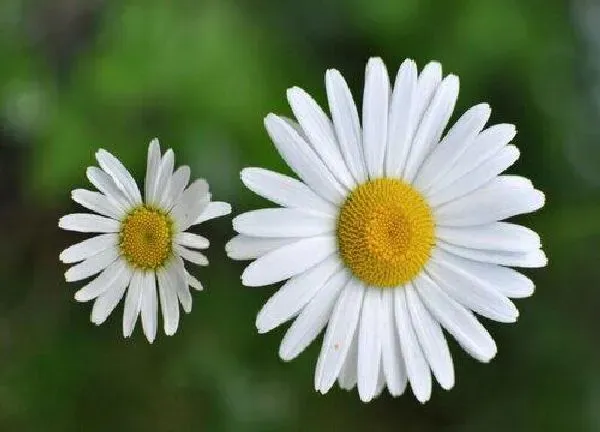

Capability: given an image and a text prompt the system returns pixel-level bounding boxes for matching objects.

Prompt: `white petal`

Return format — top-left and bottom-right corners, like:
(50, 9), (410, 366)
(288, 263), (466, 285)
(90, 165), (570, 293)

(338, 330), (358, 390)
(241, 236), (337, 287)
(123, 270), (144, 338)
(326, 69), (367, 183)
(178, 285), (192, 313)
(74, 259), (128, 302)
(241, 167), (336, 216)
(60, 233), (117, 264)
(64, 247), (119, 282)
(171, 179), (210, 231)
(435, 249), (534, 298)
(225, 235), (297, 261)
(315, 278), (365, 393)
(194, 201), (232, 224)
(176, 232), (209, 250)
(86, 167), (130, 213)
(433, 123), (516, 194)
(428, 145), (520, 207)
(414, 103), (491, 191)
(435, 176), (545, 227)
(403, 74), (460, 182)
(427, 250), (519, 323)
(287, 87), (355, 189)
(172, 256), (192, 313)
(357, 288), (383, 402)
(256, 255), (341, 334)
(160, 165), (191, 210)
(385, 59), (418, 178)
(394, 61), (442, 181)
(362, 57), (391, 179)
(150, 149), (174, 206)
(438, 241), (548, 268)
(405, 284), (454, 390)
(96, 149), (142, 205)
(264, 114), (346, 205)
(380, 289), (408, 396)
(157, 264), (180, 336)
(59, 213), (120, 233)
(436, 222), (541, 253)
(186, 271), (204, 291)
(494, 272), (534, 298)
(414, 273), (496, 362)
(91, 267), (132, 325)
(233, 208), (334, 238)
(145, 138), (161, 204)
(71, 189), (123, 220)
(394, 287), (431, 403)
(414, 62), (443, 127)
(140, 271), (158, 343)
(279, 269), (349, 360)
(175, 244), (208, 266)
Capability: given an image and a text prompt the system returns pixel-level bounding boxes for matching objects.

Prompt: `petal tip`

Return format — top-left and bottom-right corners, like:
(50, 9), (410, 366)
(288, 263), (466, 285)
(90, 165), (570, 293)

(57, 216), (68, 229)
(359, 393), (374, 403)
(444, 74), (460, 90)
(367, 56), (384, 66)
(440, 379), (455, 391)
(286, 86), (303, 99)
(241, 269), (260, 287)
(278, 347), (293, 362)
(325, 68), (341, 79)
(535, 190), (546, 208)
(220, 202), (232, 216)
(422, 61), (442, 76)
(64, 270), (74, 282)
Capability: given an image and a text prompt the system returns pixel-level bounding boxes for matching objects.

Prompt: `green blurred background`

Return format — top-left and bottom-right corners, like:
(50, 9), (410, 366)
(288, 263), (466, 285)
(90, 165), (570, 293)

(1, 0), (599, 430)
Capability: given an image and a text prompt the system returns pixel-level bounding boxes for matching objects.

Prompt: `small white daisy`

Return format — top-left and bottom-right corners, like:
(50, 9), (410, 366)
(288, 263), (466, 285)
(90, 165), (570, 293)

(59, 139), (231, 342)
(227, 58), (546, 402)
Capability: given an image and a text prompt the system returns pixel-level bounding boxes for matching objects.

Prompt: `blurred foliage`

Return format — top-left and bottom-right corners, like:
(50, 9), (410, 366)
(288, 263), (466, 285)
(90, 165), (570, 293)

(1, 0), (599, 431)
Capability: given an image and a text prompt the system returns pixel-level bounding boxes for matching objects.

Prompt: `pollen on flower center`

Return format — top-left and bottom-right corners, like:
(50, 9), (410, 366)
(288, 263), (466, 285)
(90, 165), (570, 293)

(336, 178), (435, 288)
(119, 206), (173, 270)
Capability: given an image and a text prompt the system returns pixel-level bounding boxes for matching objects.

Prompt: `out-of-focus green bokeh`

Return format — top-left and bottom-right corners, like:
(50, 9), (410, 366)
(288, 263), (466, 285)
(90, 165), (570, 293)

(1, 0), (600, 430)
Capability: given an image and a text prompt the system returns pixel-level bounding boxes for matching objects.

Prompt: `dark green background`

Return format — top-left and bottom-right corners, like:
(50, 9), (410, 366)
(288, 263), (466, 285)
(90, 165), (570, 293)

(1, 0), (599, 430)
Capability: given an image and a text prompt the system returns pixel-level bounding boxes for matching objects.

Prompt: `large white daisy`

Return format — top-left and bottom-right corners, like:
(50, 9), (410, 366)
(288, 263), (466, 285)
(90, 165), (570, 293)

(59, 139), (231, 342)
(227, 58), (546, 402)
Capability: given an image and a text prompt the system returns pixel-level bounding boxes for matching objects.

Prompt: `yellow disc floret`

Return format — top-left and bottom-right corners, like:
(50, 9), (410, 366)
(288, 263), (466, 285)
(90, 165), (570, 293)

(119, 206), (173, 270)
(336, 178), (435, 288)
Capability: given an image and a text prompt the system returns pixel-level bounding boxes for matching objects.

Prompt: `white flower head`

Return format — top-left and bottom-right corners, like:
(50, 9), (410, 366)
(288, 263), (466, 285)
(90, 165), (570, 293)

(59, 139), (231, 343)
(227, 58), (546, 402)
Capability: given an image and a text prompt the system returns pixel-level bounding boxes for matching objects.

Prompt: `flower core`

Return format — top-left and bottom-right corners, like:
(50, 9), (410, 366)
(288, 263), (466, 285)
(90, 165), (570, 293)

(119, 206), (173, 269)
(336, 178), (435, 288)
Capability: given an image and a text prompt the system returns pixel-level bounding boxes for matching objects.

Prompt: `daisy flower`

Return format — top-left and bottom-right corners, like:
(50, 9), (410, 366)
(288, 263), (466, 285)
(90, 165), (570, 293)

(227, 58), (546, 402)
(59, 139), (231, 342)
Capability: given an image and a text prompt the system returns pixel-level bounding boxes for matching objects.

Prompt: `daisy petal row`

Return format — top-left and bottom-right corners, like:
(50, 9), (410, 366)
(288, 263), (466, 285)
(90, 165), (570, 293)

(59, 139), (231, 342)
(227, 57), (546, 403)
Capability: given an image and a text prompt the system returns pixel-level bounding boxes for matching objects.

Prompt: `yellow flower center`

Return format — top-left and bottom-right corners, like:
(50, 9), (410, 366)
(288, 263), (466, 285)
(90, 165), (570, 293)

(119, 206), (173, 270)
(336, 178), (435, 288)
